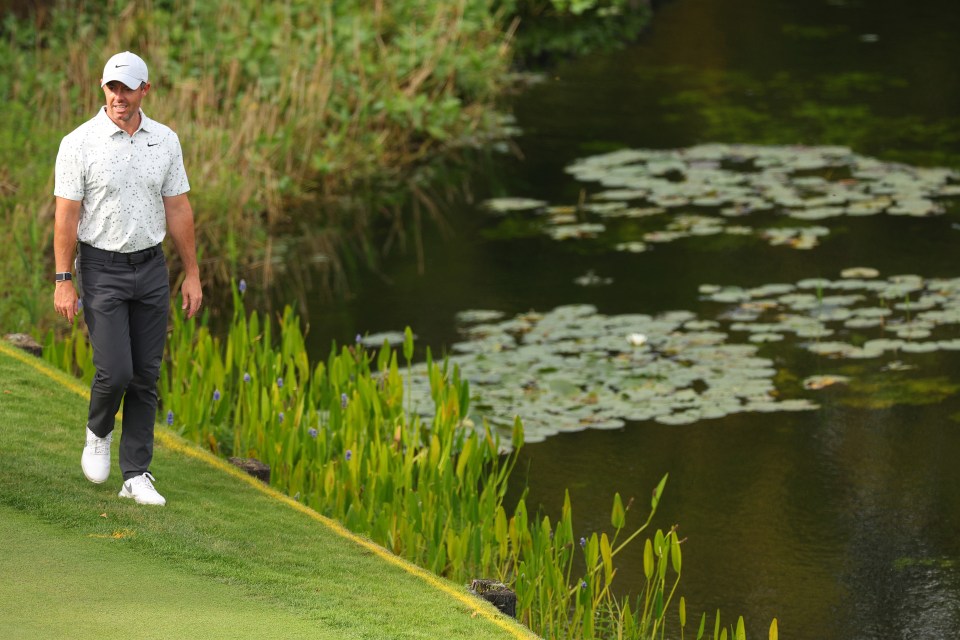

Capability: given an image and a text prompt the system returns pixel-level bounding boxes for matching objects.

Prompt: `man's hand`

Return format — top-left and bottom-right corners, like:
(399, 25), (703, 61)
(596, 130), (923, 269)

(54, 281), (80, 323)
(180, 273), (203, 319)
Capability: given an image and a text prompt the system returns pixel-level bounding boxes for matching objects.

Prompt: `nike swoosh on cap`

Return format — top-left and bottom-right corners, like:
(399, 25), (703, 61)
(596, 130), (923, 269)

(115, 64), (129, 68)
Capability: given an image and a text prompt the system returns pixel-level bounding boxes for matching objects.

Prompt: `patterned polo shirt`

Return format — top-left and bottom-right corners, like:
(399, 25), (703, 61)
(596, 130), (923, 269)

(54, 107), (190, 253)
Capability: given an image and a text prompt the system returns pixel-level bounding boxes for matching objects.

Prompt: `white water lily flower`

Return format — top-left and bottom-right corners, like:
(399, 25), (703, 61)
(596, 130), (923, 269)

(627, 333), (648, 347)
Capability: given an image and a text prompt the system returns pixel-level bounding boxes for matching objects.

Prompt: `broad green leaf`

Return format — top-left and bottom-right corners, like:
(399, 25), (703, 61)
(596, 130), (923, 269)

(585, 533), (599, 568)
(652, 473), (668, 510)
(611, 492), (625, 530)
(643, 538), (654, 579)
(654, 529), (665, 556)
(600, 533), (613, 585)
(512, 415), (524, 449)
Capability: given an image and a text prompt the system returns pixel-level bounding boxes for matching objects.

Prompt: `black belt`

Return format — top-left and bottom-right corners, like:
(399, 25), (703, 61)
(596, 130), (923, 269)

(79, 242), (162, 264)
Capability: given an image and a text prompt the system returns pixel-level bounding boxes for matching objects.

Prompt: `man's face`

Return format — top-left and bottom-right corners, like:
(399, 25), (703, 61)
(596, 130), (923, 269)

(102, 80), (149, 125)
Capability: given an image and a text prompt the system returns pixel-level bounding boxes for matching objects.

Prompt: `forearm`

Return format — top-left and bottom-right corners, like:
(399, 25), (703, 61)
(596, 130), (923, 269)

(54, 197), (81, 272)
(164, 194), (200, 278)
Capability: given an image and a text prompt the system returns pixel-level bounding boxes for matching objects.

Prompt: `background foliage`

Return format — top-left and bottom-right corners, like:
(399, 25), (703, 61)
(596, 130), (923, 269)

(0, 0), (513, 332)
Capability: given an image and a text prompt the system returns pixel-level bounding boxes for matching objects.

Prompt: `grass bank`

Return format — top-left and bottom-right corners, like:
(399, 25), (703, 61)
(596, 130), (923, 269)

(0, 341), (538, 640)
(0, 506), (338, 640)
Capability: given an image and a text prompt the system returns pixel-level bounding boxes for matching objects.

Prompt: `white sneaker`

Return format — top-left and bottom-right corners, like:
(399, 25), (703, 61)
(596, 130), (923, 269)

(118, 472), (166, 506)
(81, 427), (111, 483)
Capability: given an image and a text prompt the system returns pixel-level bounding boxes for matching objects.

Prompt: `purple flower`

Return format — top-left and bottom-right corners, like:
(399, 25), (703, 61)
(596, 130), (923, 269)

(579, 537), (586, 548)
(279, 412), (284, 423)
(580, 580), (587, 590)
(308, 428), (318, 439)
(277, 377), (283, 389)
(166, 410), (174, 426)
(243, 372), (251, 383)
(341, 392), (348, 408)
(238, 279), (247, 294)
(345, 450), (352, 461)
(355, 333), (362, 344)
(213, 389), (221, 402)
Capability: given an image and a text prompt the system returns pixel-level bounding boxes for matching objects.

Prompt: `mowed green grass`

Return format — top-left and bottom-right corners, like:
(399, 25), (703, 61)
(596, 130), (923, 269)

(0, 344), (537, 640)
(0, 504), (341, 640)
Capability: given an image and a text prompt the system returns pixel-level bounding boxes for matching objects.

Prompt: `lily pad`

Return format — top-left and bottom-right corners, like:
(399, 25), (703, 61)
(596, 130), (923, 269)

(489, 144), (958, 252)
(482, 197), (548, 213)
(841, 267), (880, 279)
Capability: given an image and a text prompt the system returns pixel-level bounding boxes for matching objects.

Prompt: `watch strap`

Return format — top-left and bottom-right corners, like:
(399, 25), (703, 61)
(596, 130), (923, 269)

(55, 272), (73, 282)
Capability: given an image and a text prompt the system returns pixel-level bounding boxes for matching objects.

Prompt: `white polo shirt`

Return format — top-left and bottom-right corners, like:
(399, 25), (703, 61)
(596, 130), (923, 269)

(54, 107), (190, 253)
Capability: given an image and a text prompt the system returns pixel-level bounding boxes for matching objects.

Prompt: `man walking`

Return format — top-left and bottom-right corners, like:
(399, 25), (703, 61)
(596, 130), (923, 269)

(53, 51), (202, 506)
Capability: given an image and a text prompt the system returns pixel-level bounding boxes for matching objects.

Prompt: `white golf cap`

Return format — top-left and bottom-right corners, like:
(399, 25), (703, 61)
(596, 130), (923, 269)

(101, 51), (148, 90)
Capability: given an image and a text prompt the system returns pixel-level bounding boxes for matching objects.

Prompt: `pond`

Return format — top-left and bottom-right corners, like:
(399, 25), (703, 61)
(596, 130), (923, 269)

(285, 0), (960, 637)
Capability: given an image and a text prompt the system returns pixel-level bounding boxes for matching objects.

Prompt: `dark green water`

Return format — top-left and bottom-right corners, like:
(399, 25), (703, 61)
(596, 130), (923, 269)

(287, 0), (960, 637)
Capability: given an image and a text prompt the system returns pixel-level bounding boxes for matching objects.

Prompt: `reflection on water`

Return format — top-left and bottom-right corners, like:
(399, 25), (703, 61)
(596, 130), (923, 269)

(284, 0), (960, 637)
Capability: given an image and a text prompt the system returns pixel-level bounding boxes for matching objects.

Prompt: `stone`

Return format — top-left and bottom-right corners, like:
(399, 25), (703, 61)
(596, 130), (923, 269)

(5, 333), (42, 357)
(469, 579), (517, 618)
(228, 457), (270, 483)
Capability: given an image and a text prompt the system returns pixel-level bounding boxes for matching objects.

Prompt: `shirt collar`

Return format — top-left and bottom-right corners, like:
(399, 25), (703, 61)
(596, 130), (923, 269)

(96, 106), (153, 137)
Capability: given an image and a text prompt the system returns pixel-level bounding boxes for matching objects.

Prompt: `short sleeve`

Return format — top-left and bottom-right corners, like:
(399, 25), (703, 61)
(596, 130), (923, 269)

(161, 132), (190, 197)
(54, 136), (84, 200)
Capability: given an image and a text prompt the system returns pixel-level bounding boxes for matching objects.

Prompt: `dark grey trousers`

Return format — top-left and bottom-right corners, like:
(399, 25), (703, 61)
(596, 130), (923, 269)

(78, 243), (168, 481)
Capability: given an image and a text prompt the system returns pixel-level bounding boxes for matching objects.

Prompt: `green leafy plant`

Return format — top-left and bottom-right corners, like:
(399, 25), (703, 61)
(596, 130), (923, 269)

(496, 0), (653, 60)
(45, 288), (765, 639)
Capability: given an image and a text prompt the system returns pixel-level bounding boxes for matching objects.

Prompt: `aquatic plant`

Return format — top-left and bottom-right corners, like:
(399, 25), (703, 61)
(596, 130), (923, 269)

(44, 288), (765, 639)
(401, 303), (818, 442)
(482, 144), (959, 253)
(377, 266), (960, 441)
(498, 0), (654, 60)
(702, 272), (960, 363)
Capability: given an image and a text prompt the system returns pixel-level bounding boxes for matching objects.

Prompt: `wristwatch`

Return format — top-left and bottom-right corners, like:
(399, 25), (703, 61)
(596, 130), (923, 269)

(55, 272), (73, 282)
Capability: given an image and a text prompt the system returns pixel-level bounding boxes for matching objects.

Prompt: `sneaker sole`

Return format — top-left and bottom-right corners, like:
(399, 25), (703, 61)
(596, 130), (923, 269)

(81, 456), (109, 484)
